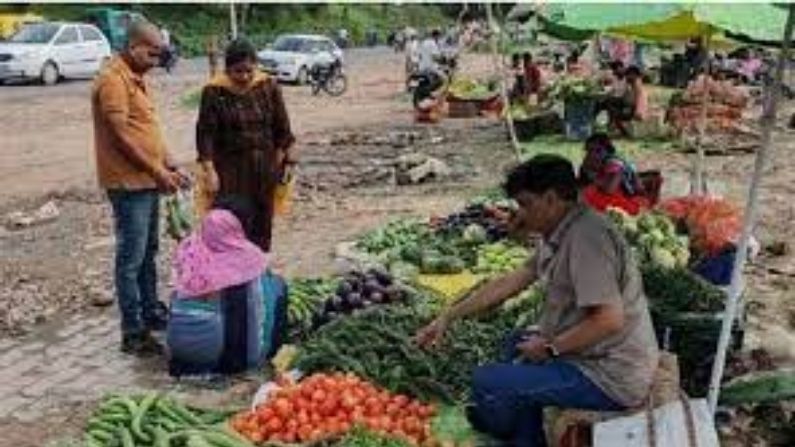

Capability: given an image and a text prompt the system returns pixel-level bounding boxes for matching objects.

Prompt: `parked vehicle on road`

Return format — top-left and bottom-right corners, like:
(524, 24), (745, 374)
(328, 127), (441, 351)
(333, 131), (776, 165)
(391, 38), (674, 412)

(83, 7), (145, 52)
(0, 12), (43, 39)
(0, 21), (111, 85)
(258, 34), (343, 84)
(309, 59), (347, 96)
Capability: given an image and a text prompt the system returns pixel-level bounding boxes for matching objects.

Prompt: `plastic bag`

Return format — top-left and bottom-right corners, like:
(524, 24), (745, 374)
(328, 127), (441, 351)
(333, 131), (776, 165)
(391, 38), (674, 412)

(658, 196), (742, 256)
(274, 165), (294, 216)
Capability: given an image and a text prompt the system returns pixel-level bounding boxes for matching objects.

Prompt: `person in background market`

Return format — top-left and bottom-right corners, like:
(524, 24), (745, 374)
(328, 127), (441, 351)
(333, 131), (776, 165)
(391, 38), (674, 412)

(404, 34), (420, 91)
(416, 155), (659, 446)
(418, 29), (444, 80)
(579, 133), (650, 215)
(92, 20), (187, 355)
(523, 52), (542, 97)
(509, 53), (527, 102)
(565, 49), (589, 76)
(596, 65), (648, 137)
(196, 38), (296, 252)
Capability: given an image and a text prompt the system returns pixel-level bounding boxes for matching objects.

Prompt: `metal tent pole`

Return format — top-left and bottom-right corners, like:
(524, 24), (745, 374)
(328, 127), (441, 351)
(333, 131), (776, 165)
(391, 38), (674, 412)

(706, 4), (795, 414)
(486, 2), (521, 159)
(230, 2), (238, 40)
(693, 32), (712, 195)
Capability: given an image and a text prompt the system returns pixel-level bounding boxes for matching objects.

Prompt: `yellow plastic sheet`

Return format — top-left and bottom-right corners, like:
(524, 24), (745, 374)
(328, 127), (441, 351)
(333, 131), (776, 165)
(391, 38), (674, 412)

(415, 272), (486, 302)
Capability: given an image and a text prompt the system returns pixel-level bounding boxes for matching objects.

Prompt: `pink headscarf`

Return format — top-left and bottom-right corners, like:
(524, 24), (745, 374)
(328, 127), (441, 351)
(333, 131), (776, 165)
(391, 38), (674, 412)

(173, 209), (268, 297)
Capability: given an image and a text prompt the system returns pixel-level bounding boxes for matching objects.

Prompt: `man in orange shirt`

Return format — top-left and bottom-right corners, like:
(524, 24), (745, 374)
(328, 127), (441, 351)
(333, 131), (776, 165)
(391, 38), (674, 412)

(92, 20), (185, 356)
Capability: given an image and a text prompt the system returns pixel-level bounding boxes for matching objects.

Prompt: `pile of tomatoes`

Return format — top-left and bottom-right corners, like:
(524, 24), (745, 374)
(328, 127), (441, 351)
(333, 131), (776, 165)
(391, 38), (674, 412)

(231, 373), (437, 445)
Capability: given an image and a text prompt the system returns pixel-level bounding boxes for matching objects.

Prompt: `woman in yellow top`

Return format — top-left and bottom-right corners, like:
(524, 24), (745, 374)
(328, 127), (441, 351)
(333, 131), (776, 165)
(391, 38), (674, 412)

(196, 38), (296, 251)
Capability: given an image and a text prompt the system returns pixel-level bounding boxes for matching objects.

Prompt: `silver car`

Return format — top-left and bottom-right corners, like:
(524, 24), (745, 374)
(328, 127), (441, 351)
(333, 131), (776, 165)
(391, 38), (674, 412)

(257, 34), (343, 84)
(0, 21), (111, 85)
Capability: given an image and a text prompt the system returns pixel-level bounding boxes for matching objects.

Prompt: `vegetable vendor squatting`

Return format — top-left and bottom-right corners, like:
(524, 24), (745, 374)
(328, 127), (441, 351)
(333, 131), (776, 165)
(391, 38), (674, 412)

(415, 154), (660, 446)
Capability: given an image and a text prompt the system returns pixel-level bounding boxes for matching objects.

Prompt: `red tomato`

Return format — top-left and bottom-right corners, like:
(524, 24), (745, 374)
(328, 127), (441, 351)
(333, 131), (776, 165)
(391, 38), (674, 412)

(393, 394), (410, 408)
(273, 398), (293, 418)
(385, 403), (400, 416)
(265, 417), (283, 433)
(311, 388), (327, 402)
(297, 424), (313, 442)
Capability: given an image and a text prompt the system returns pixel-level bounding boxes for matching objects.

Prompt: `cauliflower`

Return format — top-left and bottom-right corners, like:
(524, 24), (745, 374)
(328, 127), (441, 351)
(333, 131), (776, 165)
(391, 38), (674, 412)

(651, 247), (677, 269)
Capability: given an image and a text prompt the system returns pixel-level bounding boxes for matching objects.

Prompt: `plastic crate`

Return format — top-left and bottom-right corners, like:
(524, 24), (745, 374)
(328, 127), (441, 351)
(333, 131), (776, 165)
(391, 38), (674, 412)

(563, 98), (596, 140)
(652, 309), (745, 397)
(447, 99), (481, 118)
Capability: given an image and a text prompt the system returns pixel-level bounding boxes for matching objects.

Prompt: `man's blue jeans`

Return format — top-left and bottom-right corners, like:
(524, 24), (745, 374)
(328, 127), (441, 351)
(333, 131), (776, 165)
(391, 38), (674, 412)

(467, 331), (625, 446)
(108, 189), (161, 337)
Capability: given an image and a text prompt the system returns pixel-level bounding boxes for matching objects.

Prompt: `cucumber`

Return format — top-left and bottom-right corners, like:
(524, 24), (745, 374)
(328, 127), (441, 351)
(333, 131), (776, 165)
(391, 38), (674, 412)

(201, 429), (254, 447)
(720, 370), (795, 405)
(154, 425), (171, 447)
(87, 418), (118, 433)
(87, 429), (114, 444)
(132, 392), (159, 443)
(170, 402), (203, 426)
(119, 427), (135, 447)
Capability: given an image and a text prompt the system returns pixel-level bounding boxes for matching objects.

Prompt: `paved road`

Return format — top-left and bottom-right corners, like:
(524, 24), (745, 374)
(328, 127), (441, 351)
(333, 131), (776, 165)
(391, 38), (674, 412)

(0, 47), (395, 102)
(0, 46), (410, 206)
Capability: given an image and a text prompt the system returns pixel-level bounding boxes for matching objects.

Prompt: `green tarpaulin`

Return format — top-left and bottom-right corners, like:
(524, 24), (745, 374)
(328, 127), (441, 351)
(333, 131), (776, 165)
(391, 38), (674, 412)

(537, 3), (789, 43)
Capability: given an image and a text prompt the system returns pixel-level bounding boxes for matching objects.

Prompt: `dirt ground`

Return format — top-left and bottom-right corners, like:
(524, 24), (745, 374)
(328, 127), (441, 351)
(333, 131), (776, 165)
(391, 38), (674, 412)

(0, 48), (793, 445)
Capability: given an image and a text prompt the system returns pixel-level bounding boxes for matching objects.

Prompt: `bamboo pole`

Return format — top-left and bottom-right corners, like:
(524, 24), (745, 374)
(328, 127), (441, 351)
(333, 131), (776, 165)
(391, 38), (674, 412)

(706, 4), (795, 414)
(486, 3), (521, 160)
(229, 2), (238, 40)
(693, 32), (712, 195)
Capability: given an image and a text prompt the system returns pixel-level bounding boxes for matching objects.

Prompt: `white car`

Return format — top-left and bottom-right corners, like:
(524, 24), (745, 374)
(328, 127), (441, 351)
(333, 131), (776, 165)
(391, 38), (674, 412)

(0, 21), (111, 85)
(257, 34), (343, 84)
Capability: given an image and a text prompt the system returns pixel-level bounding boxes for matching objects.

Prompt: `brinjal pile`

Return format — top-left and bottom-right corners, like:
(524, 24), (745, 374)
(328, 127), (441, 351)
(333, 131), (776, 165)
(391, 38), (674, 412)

(432, 204), (512, 242)
(310, 268), (414, 330)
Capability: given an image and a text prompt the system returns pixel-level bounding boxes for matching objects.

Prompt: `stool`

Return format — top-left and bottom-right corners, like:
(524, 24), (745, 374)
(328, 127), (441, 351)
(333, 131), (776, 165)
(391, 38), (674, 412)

(547, 353), (680, 447)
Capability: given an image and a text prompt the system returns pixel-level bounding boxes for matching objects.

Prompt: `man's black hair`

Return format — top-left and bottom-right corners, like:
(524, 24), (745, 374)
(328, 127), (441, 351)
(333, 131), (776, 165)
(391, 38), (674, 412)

(625, 65), (642, 77)
(225, 38), (257, 68)
(522, 52), (532, 62)
(212, 194), (256, 239)
(503, 154), (578, 202)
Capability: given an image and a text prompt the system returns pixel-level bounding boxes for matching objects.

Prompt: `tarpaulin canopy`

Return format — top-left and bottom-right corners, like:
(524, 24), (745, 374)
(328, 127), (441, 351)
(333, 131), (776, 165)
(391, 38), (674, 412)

(538, 3), (789, 44)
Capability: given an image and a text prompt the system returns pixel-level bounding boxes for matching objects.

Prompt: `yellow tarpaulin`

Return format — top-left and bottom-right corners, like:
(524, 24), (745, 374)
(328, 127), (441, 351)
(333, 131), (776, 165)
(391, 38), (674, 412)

(415, 272), (486, 302)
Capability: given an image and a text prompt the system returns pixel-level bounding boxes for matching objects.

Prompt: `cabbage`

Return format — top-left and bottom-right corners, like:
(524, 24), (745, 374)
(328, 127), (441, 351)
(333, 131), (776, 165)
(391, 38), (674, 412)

(463, 224), (488, 244)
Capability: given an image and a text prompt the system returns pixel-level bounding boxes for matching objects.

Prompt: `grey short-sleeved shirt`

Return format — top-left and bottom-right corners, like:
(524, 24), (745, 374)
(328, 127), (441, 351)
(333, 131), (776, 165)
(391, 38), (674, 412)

(534, 205), (659, 407)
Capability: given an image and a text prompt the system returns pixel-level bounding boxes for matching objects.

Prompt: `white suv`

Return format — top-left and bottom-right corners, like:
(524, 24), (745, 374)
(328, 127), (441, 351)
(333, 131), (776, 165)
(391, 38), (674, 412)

(257, 34), (343, 84)
(0, 21), (111, 85)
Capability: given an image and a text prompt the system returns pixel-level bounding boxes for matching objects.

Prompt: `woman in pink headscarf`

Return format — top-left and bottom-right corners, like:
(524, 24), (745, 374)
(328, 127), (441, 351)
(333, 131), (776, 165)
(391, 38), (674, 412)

(168, 201), (271, 376)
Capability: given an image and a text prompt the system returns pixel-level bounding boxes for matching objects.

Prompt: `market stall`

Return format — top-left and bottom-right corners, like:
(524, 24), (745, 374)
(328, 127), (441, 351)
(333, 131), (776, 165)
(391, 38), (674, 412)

(74, 6), (795, 445)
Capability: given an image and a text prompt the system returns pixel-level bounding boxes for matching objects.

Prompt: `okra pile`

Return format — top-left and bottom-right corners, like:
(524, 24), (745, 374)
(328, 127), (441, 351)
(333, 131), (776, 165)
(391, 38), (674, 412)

(295, 295), (542, 403)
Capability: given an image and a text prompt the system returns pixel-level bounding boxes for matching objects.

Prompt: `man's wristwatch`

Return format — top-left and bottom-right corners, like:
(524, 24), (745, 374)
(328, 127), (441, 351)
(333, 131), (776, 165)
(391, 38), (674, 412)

(544, 342), (560, 359)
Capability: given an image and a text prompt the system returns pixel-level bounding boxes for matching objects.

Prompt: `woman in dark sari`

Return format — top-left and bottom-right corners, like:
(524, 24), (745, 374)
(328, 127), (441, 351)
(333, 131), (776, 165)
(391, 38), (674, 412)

(196, 38), (295, 252)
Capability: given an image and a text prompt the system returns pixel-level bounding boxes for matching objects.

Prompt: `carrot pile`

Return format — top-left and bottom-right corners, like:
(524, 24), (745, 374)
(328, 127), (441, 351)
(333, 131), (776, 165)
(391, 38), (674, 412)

(231, 373), (437, 445)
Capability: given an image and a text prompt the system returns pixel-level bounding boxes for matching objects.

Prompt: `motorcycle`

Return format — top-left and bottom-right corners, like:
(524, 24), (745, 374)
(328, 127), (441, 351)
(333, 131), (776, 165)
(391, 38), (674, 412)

(159, 44), (179, 73)
(309, 60), (348, 97)
(407, 55), (457, 109)
(408, 70), (445, 109)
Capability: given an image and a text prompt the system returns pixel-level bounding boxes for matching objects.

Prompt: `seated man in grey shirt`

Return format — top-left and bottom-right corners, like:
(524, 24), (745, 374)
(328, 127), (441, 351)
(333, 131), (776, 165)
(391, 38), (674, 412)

(415, 154), (659, 446)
